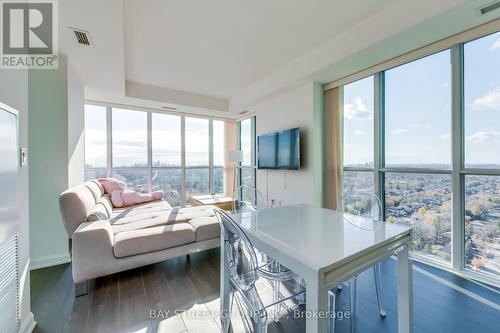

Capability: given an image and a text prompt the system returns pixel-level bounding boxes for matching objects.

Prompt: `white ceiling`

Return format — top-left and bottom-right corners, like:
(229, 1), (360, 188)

(124, 0), (395, 99)
(60, 0), (469, 118)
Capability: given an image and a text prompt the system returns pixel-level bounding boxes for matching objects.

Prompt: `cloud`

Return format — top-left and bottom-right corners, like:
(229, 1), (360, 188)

(472, 88), (500, 111)
(491, 39), (500, 50)
(409, 123), (432, 129)
(440, 134), (450, 141)
(392, 128), (408, 135)
(344, 97), (372, 120)
(354, 130), (364, 136)
(466, 131), (500, 144)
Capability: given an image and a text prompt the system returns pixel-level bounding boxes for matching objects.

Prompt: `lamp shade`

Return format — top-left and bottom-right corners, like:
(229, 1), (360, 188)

(228, 150), (243, 162)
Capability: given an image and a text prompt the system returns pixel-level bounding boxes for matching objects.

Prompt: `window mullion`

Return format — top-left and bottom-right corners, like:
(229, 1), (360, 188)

(209, 119), (214, 193)
(147, 112), (153, 192)
(451, 44), (465, 272)
(180, 116), (186, 205)
(374, 72), (385, 218)
(106, 106), (113, 177)
(236, 121), (242, 187)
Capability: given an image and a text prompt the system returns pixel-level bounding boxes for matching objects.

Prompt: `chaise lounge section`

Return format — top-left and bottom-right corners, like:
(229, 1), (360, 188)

(59, 180), (220, 294)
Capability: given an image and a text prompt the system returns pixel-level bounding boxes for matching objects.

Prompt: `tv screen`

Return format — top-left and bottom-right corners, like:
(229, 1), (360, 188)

(258, 128), (300, 170)
(257, 133), (277, 169)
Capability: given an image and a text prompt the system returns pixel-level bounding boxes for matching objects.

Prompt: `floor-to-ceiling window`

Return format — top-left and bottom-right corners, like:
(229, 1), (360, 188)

(463, 32), (500, 277)
(338, 30), (500, 285)
(342, 76), (375, 206)
(185, 117), (210, 196)
(237, 117), (256, 200)
(111, 108), (149, 192)
(84, 105), (227, 207)
(384, 50), (453, 263)
(84, 105), (108, 180)
(213, 120), (225, 194)
(151, 113), (182, 206)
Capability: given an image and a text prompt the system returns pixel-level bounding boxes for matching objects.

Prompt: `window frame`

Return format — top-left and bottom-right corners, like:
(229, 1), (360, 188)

(338, 31), (500, 287)
(237, 116), (257, 191)
(84, 105), (227, 206)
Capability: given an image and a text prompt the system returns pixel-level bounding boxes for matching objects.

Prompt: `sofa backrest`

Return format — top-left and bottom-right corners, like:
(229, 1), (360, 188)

(59, 180), (105, 237)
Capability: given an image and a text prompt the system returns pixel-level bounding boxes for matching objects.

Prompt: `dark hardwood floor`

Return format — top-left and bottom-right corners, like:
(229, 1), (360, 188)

(30, 248), (500, 333)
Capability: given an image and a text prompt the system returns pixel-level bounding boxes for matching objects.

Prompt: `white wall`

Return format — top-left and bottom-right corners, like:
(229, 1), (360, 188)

(67, 61), (85, 187)
(0, 70), (35, 331)
(253, 82), (321, 206)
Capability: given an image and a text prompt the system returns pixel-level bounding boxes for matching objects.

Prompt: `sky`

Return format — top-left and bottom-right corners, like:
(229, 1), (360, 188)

(84, 107), (225, 168)
(343, 31), (500, 168)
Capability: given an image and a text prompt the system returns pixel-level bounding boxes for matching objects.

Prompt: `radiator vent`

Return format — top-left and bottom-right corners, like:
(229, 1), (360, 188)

(70, 27), (92, 46)
(480, 1), (500, 15)
(0, 234), (19, 333)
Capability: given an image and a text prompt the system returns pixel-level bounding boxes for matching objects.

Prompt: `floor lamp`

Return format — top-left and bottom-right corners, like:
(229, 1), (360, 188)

(228, 150), (243, 194)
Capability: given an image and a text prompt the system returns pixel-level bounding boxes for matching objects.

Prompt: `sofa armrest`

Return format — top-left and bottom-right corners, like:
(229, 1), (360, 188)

(72, 220), (115, 282)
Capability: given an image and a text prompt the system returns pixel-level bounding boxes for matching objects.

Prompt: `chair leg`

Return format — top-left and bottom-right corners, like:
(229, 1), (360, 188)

(295, 278), (305, 305)
(328, 290), (336, 333)
(350, 278), (357, 333)
(373, 264), (387, 317)
(222, 291), (234, 333)
(255, 313), (268, 333)
(273, 279), (281, 322)
(75, 280), (89, 297)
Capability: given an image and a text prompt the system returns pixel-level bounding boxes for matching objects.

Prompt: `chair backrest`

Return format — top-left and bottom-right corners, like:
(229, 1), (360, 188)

(231, 185), (267, 213)
(215, 209), (259, 291)
(341, 190), (383, 230)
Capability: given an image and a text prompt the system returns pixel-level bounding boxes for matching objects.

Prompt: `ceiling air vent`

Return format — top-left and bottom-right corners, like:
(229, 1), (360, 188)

(70, 27), (92, 46)
(479, 1), (500, 15)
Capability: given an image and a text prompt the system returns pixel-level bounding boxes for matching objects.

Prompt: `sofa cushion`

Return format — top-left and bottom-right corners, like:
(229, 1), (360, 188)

(87, 202), (109, 221)
(189, 217), (220, 241)
(87, 196), (113, 221)
(110, 204), (216, 234)
(84, 180), (104, 203)
(100, 195), (113, 215)
(59, 182), (100, 237)
(113, 223), (195, 258)
(111, 200), (172, 219)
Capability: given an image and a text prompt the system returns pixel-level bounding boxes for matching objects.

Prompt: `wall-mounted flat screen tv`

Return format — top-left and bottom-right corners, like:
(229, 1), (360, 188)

(257, 127), (300, 170)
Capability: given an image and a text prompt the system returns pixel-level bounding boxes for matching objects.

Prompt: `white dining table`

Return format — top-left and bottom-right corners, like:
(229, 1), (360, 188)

(220, 204), (413, 333)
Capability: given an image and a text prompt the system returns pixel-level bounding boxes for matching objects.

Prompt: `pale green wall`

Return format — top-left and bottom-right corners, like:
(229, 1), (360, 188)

(28, 56), (70, 268)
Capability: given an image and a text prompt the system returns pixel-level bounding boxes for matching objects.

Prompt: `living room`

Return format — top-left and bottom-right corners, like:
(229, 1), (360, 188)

(1, 1), (499, 333)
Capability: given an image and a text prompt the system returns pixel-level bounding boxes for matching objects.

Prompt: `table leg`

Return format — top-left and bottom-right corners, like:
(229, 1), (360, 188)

(220, 237), (230, 332)
(305, 281), (329, 333)
(397, 244), (413, 333)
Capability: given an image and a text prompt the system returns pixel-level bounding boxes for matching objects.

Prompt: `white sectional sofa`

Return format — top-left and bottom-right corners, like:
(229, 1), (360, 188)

(59, 180), (220, 294)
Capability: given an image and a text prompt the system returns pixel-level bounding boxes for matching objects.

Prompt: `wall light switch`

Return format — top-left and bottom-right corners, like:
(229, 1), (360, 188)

(20, 147), (27, 167)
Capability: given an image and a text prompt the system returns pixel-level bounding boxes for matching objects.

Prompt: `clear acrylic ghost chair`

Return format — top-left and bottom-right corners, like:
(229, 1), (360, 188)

(231, 185), (302, 321)
(216, 209), (304, 333)
(231, 185), (268, 213)
(331, 190), (386, 333)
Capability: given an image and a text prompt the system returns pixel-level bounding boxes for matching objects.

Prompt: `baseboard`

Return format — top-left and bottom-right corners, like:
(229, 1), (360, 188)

(30, 253), (71, 270)
(20, 312), (36, 333)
